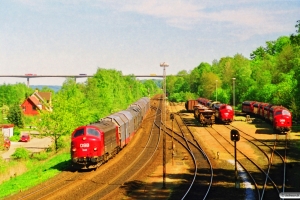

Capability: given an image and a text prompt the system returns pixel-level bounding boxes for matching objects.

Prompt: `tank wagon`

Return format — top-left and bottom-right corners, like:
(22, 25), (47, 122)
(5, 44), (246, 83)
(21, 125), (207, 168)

(70, 97), (150, 169)
(242, 100), (292, 133)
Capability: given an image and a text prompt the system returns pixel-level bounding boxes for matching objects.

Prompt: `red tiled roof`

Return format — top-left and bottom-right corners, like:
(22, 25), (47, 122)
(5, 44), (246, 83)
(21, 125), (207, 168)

(37, 92), (51, 101)
(0, 124), (14, 128)
(28, 96), (41, 109)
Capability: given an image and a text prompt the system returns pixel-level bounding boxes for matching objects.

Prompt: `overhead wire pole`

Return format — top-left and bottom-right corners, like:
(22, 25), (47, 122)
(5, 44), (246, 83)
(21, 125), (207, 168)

(216, 80), (218, 101)
(232, 77), (236, 116)
(160, 62), (168, 189)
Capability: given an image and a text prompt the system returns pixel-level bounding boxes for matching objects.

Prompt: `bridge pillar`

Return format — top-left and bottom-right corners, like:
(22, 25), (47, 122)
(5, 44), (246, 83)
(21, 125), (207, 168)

(27, 78), (30, 88)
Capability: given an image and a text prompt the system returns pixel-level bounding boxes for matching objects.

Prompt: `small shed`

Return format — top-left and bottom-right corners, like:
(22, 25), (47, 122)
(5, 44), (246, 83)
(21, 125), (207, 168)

(0, 124), (14, 137)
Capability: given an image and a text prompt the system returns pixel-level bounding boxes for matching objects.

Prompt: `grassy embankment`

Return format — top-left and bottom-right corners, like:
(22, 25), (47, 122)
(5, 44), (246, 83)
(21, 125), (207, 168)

(0, 150), (70, 198)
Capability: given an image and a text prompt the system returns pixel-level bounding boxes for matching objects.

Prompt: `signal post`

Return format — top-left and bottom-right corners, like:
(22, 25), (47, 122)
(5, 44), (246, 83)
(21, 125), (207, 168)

(230, 129), (240, 188)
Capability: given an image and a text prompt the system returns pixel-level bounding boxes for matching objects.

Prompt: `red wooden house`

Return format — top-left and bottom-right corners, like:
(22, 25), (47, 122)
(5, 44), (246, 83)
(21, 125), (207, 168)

(21, 91), (52, 116)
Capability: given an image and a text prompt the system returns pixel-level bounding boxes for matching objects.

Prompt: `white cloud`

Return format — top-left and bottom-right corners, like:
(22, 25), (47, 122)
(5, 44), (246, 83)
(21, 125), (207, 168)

(95, 0), (298, 34)
(1, 0), (298, 85)
(14, 0), (298, 32)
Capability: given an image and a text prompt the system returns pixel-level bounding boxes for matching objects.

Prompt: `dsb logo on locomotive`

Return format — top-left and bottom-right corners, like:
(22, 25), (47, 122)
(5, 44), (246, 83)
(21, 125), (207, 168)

(80, 143), (90, 148)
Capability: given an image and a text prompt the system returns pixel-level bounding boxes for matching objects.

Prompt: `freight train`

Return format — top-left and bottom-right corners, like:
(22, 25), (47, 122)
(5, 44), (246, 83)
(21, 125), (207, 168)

(193, 103), (215, 126)
(242, 101), (292, 133)
(70, 97), (150, 169)
(186, 98), (234, 125)
(198, 98), (234, 124)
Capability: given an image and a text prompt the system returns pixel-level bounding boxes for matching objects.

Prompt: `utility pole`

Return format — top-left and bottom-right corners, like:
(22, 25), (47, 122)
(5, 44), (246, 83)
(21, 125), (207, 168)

(160, 62), (169, 189)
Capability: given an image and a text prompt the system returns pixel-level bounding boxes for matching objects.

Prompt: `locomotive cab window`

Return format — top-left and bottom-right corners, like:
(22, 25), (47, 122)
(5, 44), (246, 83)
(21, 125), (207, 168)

(282, 110), (291, 116)
(225, 105), (232, 110)
(87, 128), (100, 137)
(73, 129), (84, 138)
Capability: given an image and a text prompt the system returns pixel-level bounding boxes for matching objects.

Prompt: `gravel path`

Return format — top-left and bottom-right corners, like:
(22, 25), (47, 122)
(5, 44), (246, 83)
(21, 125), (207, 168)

(1, 137), (53, 160)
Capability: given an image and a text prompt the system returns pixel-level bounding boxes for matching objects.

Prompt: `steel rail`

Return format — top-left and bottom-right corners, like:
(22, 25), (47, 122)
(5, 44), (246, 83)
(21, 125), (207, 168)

(227, 124), (287, 198)
(168, 103), (212, 200)
(205, 127), (261, 199)
(175, 113), (213, 200)
(84, 97), (163, 199)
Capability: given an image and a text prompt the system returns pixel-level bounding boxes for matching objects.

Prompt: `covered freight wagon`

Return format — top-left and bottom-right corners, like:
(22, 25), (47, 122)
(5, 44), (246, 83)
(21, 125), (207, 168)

(185, 100), (199, 112)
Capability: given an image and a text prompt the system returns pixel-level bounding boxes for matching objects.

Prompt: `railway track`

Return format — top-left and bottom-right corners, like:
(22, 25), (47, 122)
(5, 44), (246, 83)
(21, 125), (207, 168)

(81, 98), (162, 200)
(204, 125), (262, 198)
(227, 124), (289, 199)
(7, 96), (163, 200)
(204, 123), (288, 199)
(160, 102), (293, 199)
(5, 99), (296, 200)
(167, 102), (213, 199)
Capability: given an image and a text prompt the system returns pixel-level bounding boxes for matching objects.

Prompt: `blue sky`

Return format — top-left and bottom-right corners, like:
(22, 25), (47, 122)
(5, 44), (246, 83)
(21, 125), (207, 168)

(0, 0), (299, 85)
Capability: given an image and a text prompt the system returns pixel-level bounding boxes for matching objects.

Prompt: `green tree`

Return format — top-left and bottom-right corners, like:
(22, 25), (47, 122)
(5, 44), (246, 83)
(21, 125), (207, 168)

(0, 83), (32, 107)
(272, 72), (295, 106)
(7, 104), (24, 128)
(199, 71), (220, 98)
(39, 78), (92, 152)
(190, 62), (212, 93)
(142, 79), (161, 97)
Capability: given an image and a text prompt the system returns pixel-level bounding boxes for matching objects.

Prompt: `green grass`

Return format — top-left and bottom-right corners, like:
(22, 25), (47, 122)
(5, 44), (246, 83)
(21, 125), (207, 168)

(0, 158), (20, 174)
(0, 152), (70, 198)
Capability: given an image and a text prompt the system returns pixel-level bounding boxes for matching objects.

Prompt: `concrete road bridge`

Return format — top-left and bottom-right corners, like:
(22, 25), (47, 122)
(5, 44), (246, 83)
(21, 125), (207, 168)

(0, 74), (164, 87)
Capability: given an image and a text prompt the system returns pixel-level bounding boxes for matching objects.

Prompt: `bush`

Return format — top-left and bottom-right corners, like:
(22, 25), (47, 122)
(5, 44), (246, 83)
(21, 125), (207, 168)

(32, 152), (49, 161)
(56, 135), (70, 150)
(13, 129), (20, 136)
(8, 129), (21, 142)
(11, 147), (30, 160)
(9, 135), (20, 142)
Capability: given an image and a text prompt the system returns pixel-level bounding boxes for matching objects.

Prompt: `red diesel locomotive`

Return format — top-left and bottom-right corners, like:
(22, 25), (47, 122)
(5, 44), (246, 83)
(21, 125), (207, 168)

(242, 101), (292, 133)
(194, 97), (234, 124)
(269, 106), (292, 132)
(71, 97), (150, 169)
(214, 103), (234, 124)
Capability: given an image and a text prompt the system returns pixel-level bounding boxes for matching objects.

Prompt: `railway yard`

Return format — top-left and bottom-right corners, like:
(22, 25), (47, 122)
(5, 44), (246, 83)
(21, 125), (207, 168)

(6, 96), (300, 200)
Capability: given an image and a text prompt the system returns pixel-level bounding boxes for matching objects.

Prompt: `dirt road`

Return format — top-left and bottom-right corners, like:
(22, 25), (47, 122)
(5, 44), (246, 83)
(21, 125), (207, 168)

(1, 137), (53, 160)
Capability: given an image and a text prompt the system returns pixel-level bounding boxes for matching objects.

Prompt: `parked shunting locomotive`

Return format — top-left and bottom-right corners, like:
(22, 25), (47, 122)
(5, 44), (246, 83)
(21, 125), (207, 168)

(186, 98), (234, 126)
(196, 97), (234, 124)
(242, 101), (292, 133)
(70, 97), (150, 169)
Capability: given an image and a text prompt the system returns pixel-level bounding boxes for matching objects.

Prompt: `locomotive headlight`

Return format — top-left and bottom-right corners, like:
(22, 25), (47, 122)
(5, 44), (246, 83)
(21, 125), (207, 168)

(82, 137), (86, 141)
(72, 148), (76, 152)
(94, 147), (97, 151)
